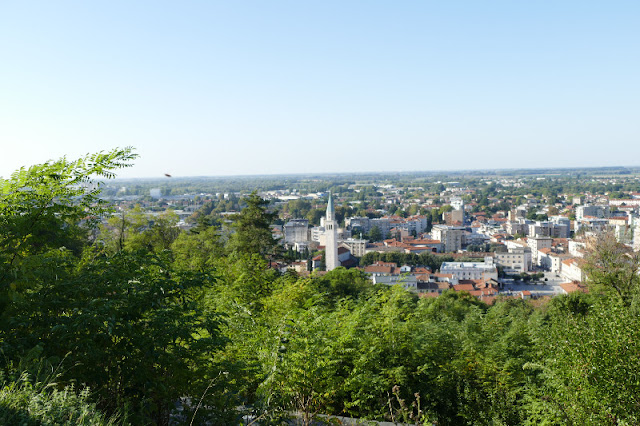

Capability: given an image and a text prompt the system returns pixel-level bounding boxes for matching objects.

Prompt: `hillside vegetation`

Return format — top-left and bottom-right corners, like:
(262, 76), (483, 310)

(1, 149), (639, 425)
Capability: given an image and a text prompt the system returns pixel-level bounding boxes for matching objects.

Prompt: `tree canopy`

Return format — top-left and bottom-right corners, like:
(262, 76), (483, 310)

(2, 149), (640, 425)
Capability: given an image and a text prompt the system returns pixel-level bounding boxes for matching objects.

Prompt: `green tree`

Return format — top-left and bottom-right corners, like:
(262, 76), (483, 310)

(171, 225), (224, 272)
(312, 267), (371, 303)
(0, 148), (138, 328)
(100, 206), (182, 254)
(583, 232), (640, 307)
(0, 149), (235, 424)
(368, 225), (383, 242)
(0, 147), (137, 291)
(3, 249), (227, 424)
(227, 192), (279, 259)
(534, 298), (640, 424)
(305, 208), (325, 226)
(259, 306), (341, 426)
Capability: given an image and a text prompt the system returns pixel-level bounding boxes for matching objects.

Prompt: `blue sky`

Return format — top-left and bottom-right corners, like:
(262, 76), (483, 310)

(1, 1), (639, 178)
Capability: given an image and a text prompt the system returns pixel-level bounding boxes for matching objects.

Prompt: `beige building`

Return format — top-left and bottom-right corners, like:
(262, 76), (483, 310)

(339, 238), (367, 257)
(431, 225), (465, 253)
(495, 246), (531, 273)
(444, 209), (465, 226)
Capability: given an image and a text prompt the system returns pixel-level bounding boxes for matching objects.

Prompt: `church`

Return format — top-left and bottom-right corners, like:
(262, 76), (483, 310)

(324, 192), (340, 271)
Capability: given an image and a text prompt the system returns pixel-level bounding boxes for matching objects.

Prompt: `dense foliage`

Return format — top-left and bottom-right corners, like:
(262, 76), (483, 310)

(2, 151), (639, 425)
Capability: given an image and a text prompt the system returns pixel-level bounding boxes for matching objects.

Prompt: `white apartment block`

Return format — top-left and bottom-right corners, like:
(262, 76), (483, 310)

(370, 218), (391, 238)
(610, 199), (640, 207)
(495, 246), (531, 273)
(528, 222), (552, 238)
(528, 237), (552, 267)
(399, 216), (429, 234)
(345, 216), (370, 232)
(528, 221), (571, 239)
(575, 217), (609, 234)
(539, 249), (570, 273)
(465, 231), (490, 246)
(548, 253), (571, 274)
(440, 257), (498, 281)
(506, 220), (528, 236)
(634, 226), (640, 252)
(549, 216), (571, 238)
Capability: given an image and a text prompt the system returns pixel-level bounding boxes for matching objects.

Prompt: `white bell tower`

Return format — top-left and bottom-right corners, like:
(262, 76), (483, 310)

(325, 192), (339, 271)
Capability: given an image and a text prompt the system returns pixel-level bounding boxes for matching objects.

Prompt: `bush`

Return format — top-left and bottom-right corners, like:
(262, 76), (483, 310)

(0, 374), (120, 425)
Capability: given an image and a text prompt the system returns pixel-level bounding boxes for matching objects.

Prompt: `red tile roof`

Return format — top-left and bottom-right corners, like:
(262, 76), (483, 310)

(560, 282), (588, 293)
(453, 283), (476, 292)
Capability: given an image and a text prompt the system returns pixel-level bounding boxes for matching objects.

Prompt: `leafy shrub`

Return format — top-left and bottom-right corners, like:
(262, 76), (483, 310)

(0, 374), (120, 425)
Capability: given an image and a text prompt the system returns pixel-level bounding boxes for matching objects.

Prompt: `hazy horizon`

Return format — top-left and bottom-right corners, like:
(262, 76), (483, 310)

(98, 165), (640, 183)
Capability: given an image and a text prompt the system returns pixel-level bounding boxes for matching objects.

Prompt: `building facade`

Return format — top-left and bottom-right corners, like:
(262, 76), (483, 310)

(283, 219), (309, 245)
(431, 225), (465, 253)
(440, 257), (498, 281)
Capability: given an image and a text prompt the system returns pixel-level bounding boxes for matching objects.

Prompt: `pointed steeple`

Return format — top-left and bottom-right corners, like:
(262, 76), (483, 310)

(326, 191), (334, 221)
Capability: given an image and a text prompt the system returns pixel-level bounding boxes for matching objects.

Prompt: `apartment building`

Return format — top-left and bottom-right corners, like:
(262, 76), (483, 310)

(494, 246), (531, 273)
(283, 219), (309, 244)
(431, 225), (465, 252)
(576, 205), (610, 221)
(528, 237), (552, 267)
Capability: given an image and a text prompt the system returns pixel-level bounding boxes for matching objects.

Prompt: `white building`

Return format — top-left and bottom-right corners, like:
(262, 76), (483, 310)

(495, 246), (531, 273)
(506, 218), (531, 236)
(568, 240), (587, 258)
(372, 274), (418, 290)
(324, 193), (339, 271)
(634, 224), (640, 252)
(528, 237), (552, 267)
(450, 197), (465, 211)
(561, 258), (585, 283)
(396, 216), (429, 235)
(575, 217), (609, 235)
(311, 226), (351, 246)
(440, 257), (498, 281)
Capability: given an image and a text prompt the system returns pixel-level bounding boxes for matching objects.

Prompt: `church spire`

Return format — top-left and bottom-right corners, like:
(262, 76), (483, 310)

(324, 191), (339, 271)
(326, 191), (335, 222)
